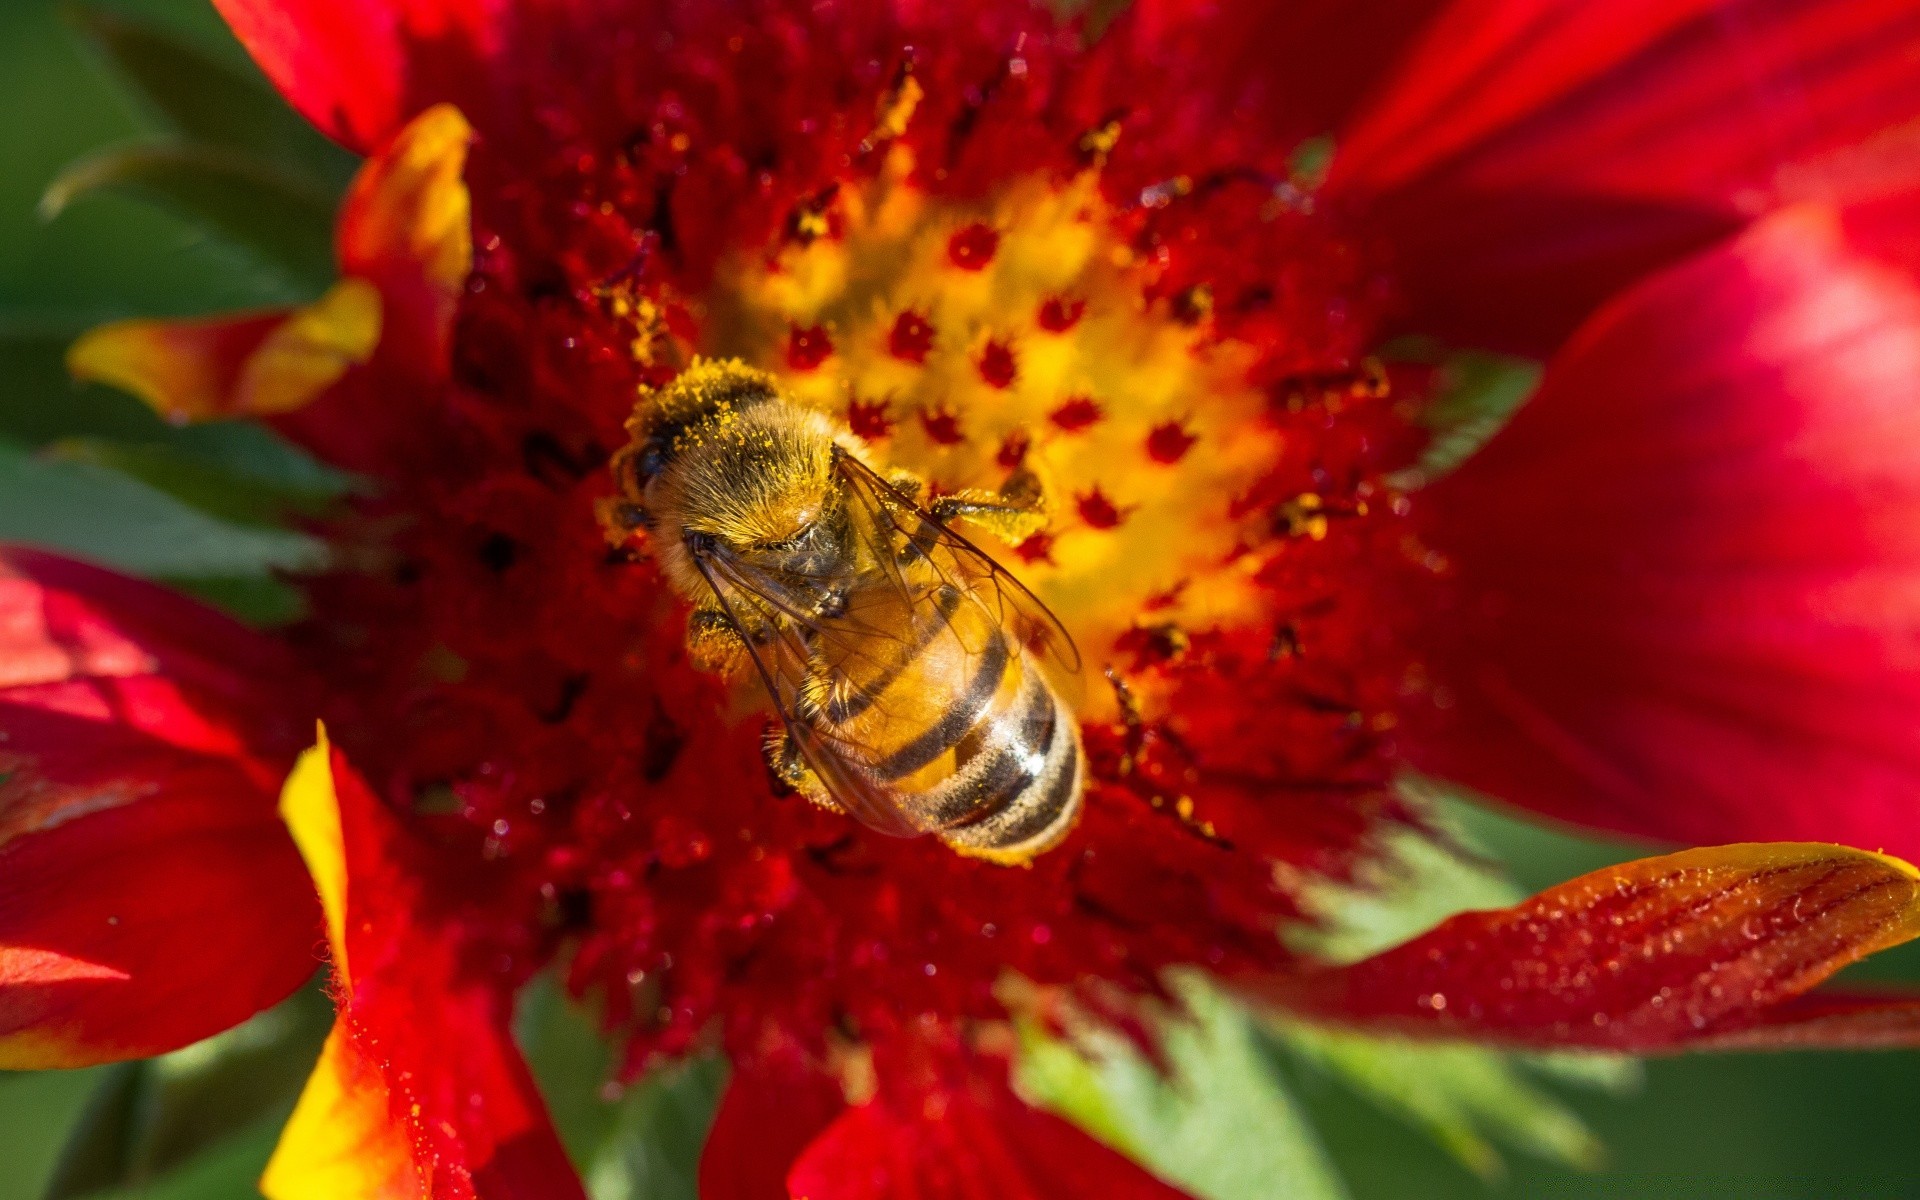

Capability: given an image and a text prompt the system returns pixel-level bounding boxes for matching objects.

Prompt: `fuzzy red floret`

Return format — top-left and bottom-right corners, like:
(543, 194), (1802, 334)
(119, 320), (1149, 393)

(279, 0), (1426, 1089)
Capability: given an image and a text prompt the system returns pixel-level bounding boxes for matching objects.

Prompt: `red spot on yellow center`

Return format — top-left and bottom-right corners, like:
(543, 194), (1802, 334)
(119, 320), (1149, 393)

(847, 397), (893, 440)
(920, 408), (964, 445)
(1146, 420), (1198, 463)
(977, 339), (1017, 389)
(996, 430), (1031, 469)
(947, 223), (999, 270)
(1050, 396), (1102, 432)
(1014, 532), (1055, 564)
(888, 311), (935, 362)
(1037, 296), (1085, 332)
(786, 324), (834, 371)
(1076, 488), (1126, 529)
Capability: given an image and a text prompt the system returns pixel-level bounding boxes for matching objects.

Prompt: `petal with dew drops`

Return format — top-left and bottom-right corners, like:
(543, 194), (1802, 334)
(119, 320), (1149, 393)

(0, 547), (317, 1069)
(1330, 0), (1920, 352)
(1248, 843), (1920, 1052)
(212, 0), (502, 153)
(787, 1079), (1194, 1200)
(263, 735), (584, 1200)
(1409, 205), (1920, 858)
(68, 278), (380, 424)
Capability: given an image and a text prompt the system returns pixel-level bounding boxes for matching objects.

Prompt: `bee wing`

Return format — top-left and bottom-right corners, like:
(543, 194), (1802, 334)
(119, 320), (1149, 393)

(833, 450), (1082, 676)
(688, 545), (938, 839)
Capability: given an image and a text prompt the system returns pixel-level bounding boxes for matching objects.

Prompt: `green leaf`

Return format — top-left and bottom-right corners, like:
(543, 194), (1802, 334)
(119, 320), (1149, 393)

(0, 1069), (107, 1200)
(1018, 975), (1349, 1200)
(161, 573), (308, 624)
(64, 3), (357, 193)
(0, 326), (167, 448)
(515, 973), (729, 1200)
(0, 438), (327, 578)
(584, 1058), (729, 1200)
(1266, 1021), (1635, 1180)
(44, 437), (344, 528)
(42, 982), (330, 1200)
(1287, 778), (1523, 967)
(42, 143), (337, 291)
(1386, 350), (1542, 486)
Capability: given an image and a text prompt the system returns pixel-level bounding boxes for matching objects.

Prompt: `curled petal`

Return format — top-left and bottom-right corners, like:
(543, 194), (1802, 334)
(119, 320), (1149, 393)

(336, 103), (474, 377)
(263, 737), (582, 1200)
(1412, 205), (1920, 856)
(1249, 843), (1920, 1052)
(0, 548), (316, 1068)
(787, 1082), (1191, 1200)
(1332, 0), (1920, 350)
(212, 0), (502, 152)
(67, 279), (380, 423)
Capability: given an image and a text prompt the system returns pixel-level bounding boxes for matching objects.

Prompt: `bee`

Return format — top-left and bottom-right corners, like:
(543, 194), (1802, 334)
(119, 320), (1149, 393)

(599, 358), (1085, 865)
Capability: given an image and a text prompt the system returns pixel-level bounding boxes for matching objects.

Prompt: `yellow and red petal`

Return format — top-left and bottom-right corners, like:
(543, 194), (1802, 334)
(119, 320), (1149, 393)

(263, 738), (583, 1200)
(68, 278), (380, 424)
(1412, 205), (1920, 857)
(212, 0), (502, 153)
(335, 103), (474, 378)
(1329, 0), (1920, 351)
(1250, 842), (1920, 1052)
(786, 1081), (1193, 1200)
(0, 548), (317, 1068)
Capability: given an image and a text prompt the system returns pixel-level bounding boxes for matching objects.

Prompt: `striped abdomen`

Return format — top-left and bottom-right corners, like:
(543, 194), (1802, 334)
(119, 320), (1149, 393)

(814, 583), (1084, 865)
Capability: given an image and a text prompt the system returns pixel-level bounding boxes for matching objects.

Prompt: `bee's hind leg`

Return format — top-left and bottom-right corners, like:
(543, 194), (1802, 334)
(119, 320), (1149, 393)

(763, 725), (841, 813)
(686, 601), (751, 675)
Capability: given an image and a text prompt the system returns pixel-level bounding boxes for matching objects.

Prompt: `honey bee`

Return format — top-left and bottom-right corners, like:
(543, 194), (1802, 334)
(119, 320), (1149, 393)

(599, 358), (1085, 865)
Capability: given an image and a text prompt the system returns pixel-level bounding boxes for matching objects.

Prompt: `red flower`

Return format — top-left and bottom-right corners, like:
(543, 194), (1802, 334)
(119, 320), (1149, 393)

(8, 0), (1920, 1195)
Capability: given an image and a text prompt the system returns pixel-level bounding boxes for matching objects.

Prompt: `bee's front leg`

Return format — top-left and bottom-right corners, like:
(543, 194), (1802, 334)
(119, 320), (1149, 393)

(925, 465), (1049, 543)
(685, 602), (750, 674)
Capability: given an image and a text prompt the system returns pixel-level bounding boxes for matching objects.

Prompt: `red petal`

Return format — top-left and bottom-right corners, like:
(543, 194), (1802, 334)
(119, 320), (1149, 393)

(1410, 206), (1920, 855)
(0, 548), (316, 1067)
(1103, 0), (1447, 153)
(212, 0), (502, 152)
(700, 1057), (845, 1200)
(1333, 0), (1920, 351)
(1692, 988), (1920, 1050)
(264, 739), (583, 1200)
(787, 1081), (1190, 1200)
(1248, 843), (1920, 1052)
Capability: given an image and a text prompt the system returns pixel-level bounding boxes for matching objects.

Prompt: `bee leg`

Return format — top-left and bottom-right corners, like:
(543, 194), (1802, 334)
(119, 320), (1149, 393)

(926, 467), (1051, 542)
(686, 603), (749, 674)
(763, 725), (842, 813)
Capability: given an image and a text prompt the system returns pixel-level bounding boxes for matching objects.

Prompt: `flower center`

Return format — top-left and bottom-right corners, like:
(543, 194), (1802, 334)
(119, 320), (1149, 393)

(701, 148), (1287, 676)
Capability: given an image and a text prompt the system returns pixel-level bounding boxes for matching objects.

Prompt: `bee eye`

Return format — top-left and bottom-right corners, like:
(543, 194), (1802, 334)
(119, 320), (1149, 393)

(635, 441), (670, 480)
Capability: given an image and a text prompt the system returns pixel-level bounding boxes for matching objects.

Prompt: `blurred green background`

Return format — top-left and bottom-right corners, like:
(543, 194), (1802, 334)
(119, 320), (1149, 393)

(2, 2), (1918, 1197)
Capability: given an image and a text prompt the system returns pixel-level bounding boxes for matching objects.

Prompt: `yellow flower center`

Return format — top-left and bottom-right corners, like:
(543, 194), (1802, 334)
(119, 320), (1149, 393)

(703, 148), (1285, 684)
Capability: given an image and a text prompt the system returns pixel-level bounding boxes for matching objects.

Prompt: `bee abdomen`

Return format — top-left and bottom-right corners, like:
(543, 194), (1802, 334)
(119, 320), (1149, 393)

(933, 666), (1085, 865)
